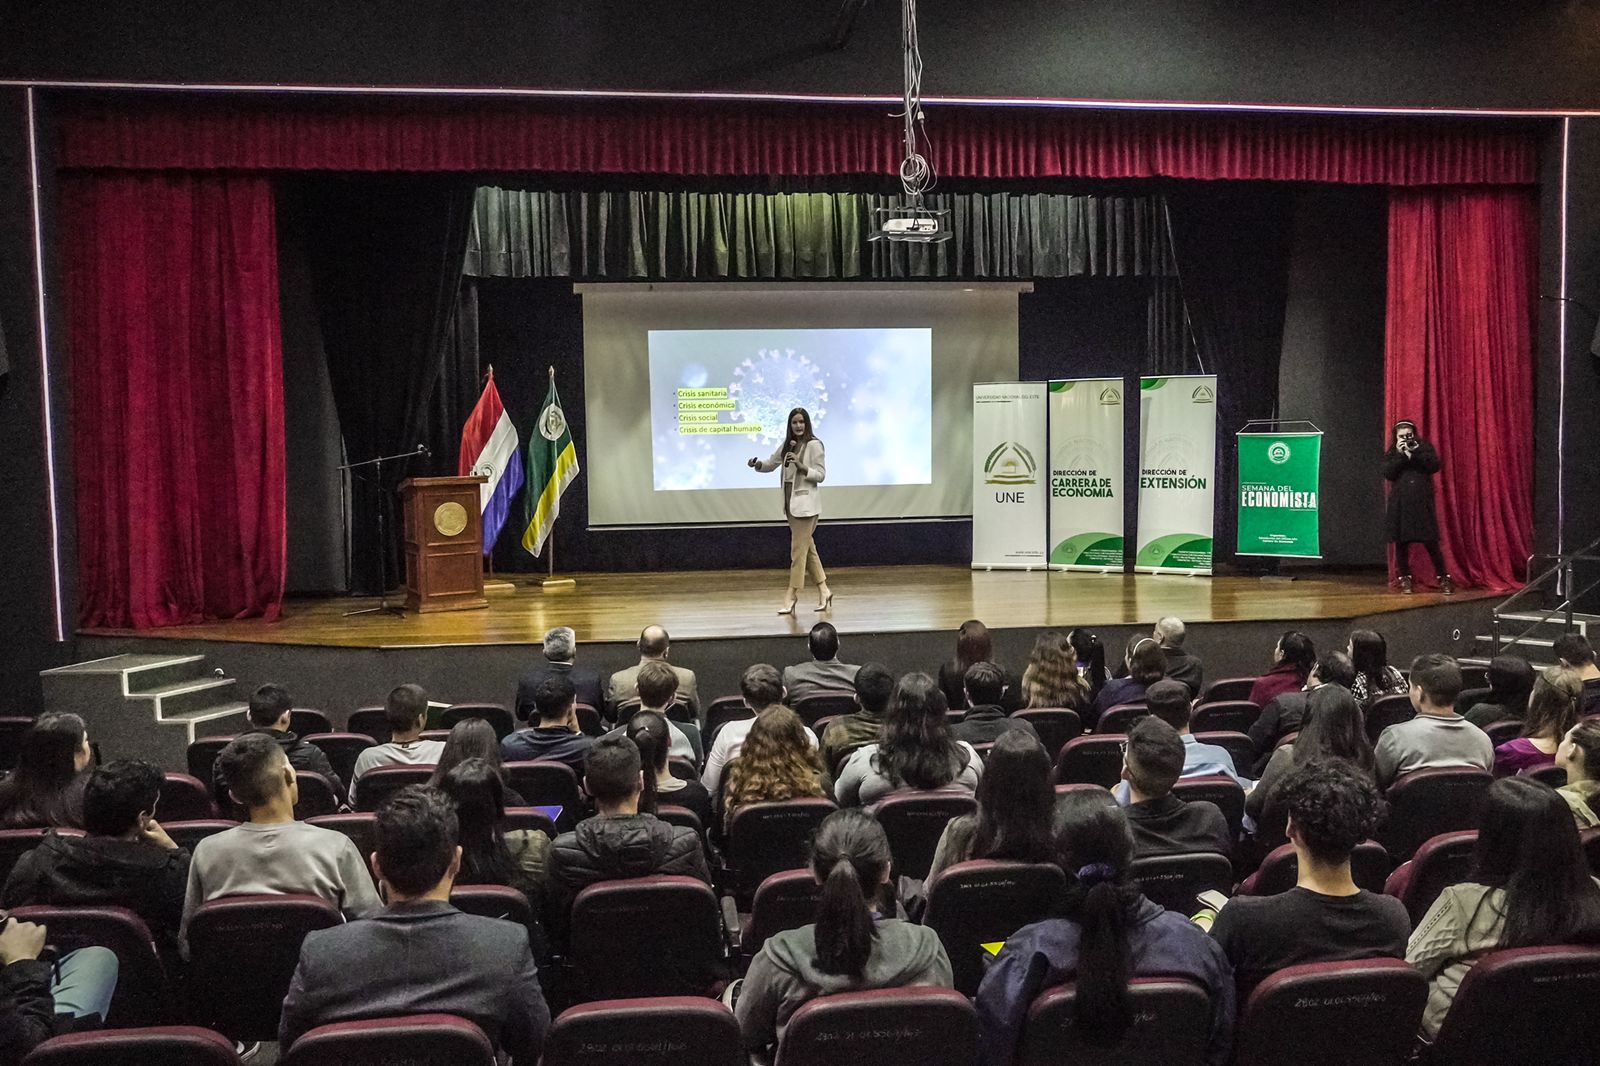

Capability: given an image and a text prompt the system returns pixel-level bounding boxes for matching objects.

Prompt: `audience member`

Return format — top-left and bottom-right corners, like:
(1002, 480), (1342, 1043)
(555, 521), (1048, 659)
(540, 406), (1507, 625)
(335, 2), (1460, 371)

(1556, 719), (1600, 828)
(722, 707), (826, 833)
(0, 713), (92, 830)
(783, 622), (860, 704)
(3, 760), (189, 956)
(1020, 631), (1090, 712)
(1088, 639), (1167, 729)
(430, 717), (526, 805)
(628, 710), (713, 828)
(1119, 717), (1231, 859)
(702, 665), (817, 795)
(546, 736), (711, 930)
(607, 625), (699, 720)
(1248, 631), (1317, 710)
(1248, 651), (1356, 772)
(1211, 760), (1408, 999)
(951, 662), (1039, 747)
(1348, 629), (1408, 709)
(348, 684), (446, 807)
(1463, 655), (1537, 729)
(435, 759), (547, 908)
(938, 619), (1012, 712)
(975, 789), (1234, 1066)
(927, 730), (1057, 885)
(1068, 627), (1109, 702)
(0, 918), (117, 1062)
(513, 626), (603, 722)
(502, 675), (595, 775)
(1154, 616), (1205, 694)
(1248, 685), (1375, 845)
(212, 684), (342, 802)
(1494, 666), (1583, 777)
(279, 787), (550, 1061)
(1373, 654), (1492, 787)
(1553, 633), (1600, 716)
(819, 662), (894, 776)
(1407, 776), (1600, 1040)
(183, 734), (380, 947)
(735, 809), (952, 1054)
(1112, 679), (1250, 803)
(606, 660), (702, 764)
(835, 673), (983, 807)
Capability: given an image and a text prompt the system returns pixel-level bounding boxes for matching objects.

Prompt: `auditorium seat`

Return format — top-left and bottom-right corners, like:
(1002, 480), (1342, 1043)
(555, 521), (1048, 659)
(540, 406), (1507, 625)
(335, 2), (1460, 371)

(655, 803), (704, 839)
(1234, 959), (1426, 1066)
(442, 703), (515, 740)
(807, 715), (839, 740)
(1054, 735), (1126, 788)
(1481, 719), (1523, 747)
(740, 869), (822, 961)
(1018, 978), (1210, 1066)
(11, 904), (170, 1027)
(1382, 829), (1478, 925)
(1583, 827), (1600, 878)
(1239, 840), (1391, 896)
(775, 986), (978, 1066)
(352, 764), (434, 812)
(288, 709), (333, 738)
(1097, 703), (1150, 734)
(1524, 764), (1566, 787)
(281, 1015), (496, 1066)
(1200, 677), (1258, 704)
(0, 716), (34, 773)
(924, 860), (1066, 996)
(449, 883), (533, 927)
(1011, 709), (1083, 758)
(1191, 731), (1255, 778)
(504, 760), (584, 829)
(185, 736), (235, 784)
(154, 773), (219, 821)
(302, 732), (374, 788)
(1365, 695), (1416, 744)
(1377, 768), (1490, 862)
(792, 694), (857, 728)
(875, 793), (977, 882)
(726, 798), (836, 904)
(0, 828), (83, 885)
(668, 755), (698, 780)
(1130, 852), (1234, 916)
(306, 813), (377, 865)
(503, 805), (558, 839)
(1425, 945), (1600, 1065)
(542, 997), (743, 1066)
(160, 819), (239, 853)
(575, 703), (605, 737)
(568, 876), (724, 1000)
(705, 697), (753, 745)
(185, 894), (342, 1041)
(294, 771), (341, 819)
(1192, 700), (1261, 735)
(1170, 775), (1246, 843)
(344, 708), (390, 743)
(22, 1026), (241, 1066)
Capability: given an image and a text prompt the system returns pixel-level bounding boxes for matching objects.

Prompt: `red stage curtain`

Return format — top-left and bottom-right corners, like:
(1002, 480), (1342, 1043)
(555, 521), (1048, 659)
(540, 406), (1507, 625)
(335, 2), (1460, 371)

(57, 98), (1535, 185)
(1385, 186), (1536, 592)
(63, 173), (286, 628)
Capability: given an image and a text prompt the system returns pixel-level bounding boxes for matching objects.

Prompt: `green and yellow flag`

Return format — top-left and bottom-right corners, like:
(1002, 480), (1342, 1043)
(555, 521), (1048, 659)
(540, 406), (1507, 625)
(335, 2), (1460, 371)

(522, 374), (579, 557)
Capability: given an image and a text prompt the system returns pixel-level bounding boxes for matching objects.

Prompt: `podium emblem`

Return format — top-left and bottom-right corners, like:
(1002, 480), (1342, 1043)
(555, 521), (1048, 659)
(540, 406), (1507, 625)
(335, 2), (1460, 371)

(432, 501), (469, 537)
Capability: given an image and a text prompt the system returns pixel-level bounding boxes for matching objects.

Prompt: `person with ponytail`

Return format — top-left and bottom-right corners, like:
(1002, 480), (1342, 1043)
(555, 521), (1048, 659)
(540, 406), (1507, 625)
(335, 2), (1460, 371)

(735, 809), (952, 1055)
(975, 790), (1234, 1066)
(627, 710), (713, 827)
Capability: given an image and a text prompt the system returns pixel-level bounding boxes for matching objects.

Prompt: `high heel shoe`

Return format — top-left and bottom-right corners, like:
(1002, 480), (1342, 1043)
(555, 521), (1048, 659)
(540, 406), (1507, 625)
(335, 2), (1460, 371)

(813, 588), (834, 613)
(778, 596), (798, 616)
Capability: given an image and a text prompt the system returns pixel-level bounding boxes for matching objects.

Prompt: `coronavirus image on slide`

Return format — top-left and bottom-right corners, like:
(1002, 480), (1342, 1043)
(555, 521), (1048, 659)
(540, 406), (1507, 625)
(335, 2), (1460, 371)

(647, 328), (933, 491)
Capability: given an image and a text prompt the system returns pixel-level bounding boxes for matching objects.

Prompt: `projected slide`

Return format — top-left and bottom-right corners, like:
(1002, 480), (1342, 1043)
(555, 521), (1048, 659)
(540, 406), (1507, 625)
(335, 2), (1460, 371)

(648, 328), (933, 492)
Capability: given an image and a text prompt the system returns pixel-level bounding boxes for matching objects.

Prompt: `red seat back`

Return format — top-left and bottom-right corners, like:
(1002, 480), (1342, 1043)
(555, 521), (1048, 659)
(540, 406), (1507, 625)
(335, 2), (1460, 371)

(302, 733), (375, 792)
(1381, 829), (1478, 925)
(1054, 735), (1126, 788)
(306, 813), (377, 866)
(288, 709), (332, 738)
(1365, 695), (1415, 744)
(185, 736), (235, 784)
(503, 760), (584, 828)
(1128, 852), (1234, 916)
(155, 773), (219, 821)
(924, 860), (1066, 996)
(293, 772), (342, 819)
(1192, 700), (1261, 735)
(1377, 768), (1491, 861)
(655, 803), (704, 839)
(874, 793), (978, 882)
(1429, 946), (1600, 1066)
(1200, 677), (1258, 704)
(282, 1014), (496, 1066)
(569, 876), (723, 1000)
(343, 708), (390, 744)
(775, 987), (978, 1066)
(1018, 978), (1210, 1066)
(792, 694), (858, 727)
(442, 703), (516, 741)
(543, 997), (742, 1066)
(185, 894), (342, 1041)
(1524, 764), (1567, 787)
(1234, 958), (1426, 1066)
(353, 764), (435, 812)
(1240, 840), (1391, 896)
(706, 698), (754, 746)
(1170, 774), (1246, 843)
(726, 798), (836, 902)
(1191, 731), (1254, 777)
(741, 869), (822, 959)
(12, 905), (169, 1026)
(1097, 704), (1150, 734)
(0, 827), (83, 884)
(1011, 709), (1083, 758)
(449, 884), (533, 927)
(161, 819), (240, 854)
(1481, 719), (1523, 746)
(503, 805), (557, 838)
(22, 1026), (240, 1066)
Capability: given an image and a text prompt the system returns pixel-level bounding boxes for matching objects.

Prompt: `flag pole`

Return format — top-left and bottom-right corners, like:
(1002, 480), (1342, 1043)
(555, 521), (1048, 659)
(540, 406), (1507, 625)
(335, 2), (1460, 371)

(538, 364), (577, 592)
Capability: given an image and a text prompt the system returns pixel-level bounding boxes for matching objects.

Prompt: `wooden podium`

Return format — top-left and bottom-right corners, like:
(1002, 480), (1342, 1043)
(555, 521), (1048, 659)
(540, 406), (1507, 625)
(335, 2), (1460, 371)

(399, 477), (490, 613)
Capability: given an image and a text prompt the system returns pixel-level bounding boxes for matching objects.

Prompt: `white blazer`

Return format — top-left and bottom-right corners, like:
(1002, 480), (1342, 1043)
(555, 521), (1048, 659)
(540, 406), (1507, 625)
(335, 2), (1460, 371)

(755, 438), (826, 518)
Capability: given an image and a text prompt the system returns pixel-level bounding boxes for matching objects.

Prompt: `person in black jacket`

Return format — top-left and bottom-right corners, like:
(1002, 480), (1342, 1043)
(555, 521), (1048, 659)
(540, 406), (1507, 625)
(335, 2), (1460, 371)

(514, 627), (605, 722)
(1120, 717), (1231, 859)
(211, 685), (342, 805)
(0, 917), (118, 1066)
(951, 663), (1038, 748)
(1384, 420), (1453, 595)
(2, 760), (190, 958)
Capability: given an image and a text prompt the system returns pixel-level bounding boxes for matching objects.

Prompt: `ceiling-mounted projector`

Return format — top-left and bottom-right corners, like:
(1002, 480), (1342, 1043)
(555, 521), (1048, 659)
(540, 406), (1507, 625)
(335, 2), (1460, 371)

(870, 202), (952, 243)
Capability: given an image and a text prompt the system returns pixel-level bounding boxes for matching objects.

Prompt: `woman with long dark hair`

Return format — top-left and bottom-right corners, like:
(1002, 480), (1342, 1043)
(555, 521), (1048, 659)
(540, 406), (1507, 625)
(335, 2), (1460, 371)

(1247, 631), (1317, 709)
(1408, 776), (1600, 1038)
(1020, 631), (1090, 711)
(834, 673), (982, 807)
(749, 406), (831, 616)
(0, 713), (93, 829)
(926, 729), (1057, 884)
(625, 709), (713, 827)
(975, 790), (1234, 1066)
(1347, 629), (1407, 708)
(735, 809), (953, 1053)
(939, 619), (998, 711)
(1068, 628), (1109, 702)
(1246, 684), (1375, 843)
(435, 758), (546, 898)
(1492, 666), (1582, 777)
(721, 707), (825, 832)
(428, 718), (527, 805)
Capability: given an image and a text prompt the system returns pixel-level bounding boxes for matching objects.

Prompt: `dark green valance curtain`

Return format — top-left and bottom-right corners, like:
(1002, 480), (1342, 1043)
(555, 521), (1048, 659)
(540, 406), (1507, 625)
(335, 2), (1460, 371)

(465, 188), (1178, 281)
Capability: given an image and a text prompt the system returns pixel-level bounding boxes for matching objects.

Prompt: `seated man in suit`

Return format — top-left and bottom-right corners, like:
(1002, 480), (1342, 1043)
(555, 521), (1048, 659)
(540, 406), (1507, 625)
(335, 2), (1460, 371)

(1155, 616), (1205, 695)
(514, 626), (604, 723)
(211, 683), (342, 805)
(1247, 651), (1356, 774)
(950, 662), (1038, 748)
(1119, 717), (1231, 859)
(608, 625), (699, 723)
(782, 622), (860, 705)
(279, 787), (550, 1062)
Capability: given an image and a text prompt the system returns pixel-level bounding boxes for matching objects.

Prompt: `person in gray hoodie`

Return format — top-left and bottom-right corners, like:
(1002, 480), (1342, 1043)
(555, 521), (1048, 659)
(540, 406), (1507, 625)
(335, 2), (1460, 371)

(734, 809), (952, 1058)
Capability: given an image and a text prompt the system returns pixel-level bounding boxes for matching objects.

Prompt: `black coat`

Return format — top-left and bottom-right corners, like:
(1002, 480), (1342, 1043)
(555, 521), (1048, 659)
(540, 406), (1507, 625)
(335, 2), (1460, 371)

(1384, 441), (1441, 542)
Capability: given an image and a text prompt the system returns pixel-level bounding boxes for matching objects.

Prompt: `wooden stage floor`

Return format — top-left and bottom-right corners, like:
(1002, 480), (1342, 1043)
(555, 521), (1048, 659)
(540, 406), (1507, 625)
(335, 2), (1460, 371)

(81, 565), (1493, 649)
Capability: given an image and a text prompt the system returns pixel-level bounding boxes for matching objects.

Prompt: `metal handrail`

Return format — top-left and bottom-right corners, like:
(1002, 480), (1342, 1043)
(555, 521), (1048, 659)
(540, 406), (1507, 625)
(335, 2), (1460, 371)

(1492, 533), (1600, 655)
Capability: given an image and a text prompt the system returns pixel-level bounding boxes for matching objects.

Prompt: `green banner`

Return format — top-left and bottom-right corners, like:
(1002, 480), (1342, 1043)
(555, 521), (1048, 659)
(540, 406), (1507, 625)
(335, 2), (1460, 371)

(1236, 432), (1322, 558)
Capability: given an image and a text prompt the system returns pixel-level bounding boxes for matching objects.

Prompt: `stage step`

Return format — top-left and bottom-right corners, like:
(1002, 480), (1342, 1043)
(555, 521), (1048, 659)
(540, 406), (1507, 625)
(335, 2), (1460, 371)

(40, 653), (250, 773)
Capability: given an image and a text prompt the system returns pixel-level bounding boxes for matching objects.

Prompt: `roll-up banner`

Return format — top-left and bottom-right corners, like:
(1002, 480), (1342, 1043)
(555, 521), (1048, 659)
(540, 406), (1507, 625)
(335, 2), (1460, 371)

(1048, 378), (1125, 571)
(1237, 430), (1323, 558)
(1135, 375), (1217, 574)
(972, 382), (1048, 569)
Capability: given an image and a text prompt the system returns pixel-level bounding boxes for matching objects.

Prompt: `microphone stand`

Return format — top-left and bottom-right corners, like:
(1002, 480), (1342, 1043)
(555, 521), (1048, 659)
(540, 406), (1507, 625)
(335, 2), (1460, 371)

(340, 445), (428, 618)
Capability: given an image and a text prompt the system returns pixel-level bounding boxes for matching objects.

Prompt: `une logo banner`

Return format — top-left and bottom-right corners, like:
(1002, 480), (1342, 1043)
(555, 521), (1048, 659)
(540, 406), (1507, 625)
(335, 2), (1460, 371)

(984, 441), (1038, 486)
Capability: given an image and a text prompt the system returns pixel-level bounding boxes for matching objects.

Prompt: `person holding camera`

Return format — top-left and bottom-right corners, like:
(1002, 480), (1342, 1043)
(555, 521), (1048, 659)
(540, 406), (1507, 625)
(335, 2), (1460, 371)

(1384, 419), (1453, 595)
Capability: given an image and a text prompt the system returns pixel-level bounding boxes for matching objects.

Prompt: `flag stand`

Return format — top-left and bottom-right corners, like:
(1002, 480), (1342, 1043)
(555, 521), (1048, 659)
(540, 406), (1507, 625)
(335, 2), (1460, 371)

(483, 552), (517, 595)
(530, 364), (578, 591)
(537, 535), (576, 592)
